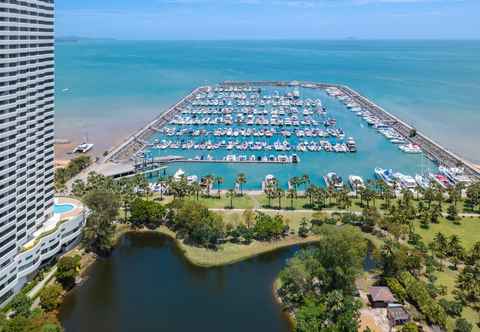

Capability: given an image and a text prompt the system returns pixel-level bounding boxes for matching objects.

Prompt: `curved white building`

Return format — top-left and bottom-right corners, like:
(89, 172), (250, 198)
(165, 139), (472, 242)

(0, 0), (86, 304)
(10, 198), (86, 296)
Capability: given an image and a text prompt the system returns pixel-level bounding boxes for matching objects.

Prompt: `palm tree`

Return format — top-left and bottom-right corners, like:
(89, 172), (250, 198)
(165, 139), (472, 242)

(449, 182), (465, 207)
(202, 174), (214, 197)
(117, 177), (134, 223)
(264, 182), (276, 208)
(301, 174), (310, 192)
(430, 204), (442, 224)
(305, 185), (315, 207)
(276, 187), (284, 209)
(358, 187), (365, 207)
(361, 187), (375, 208)
(342, 187), (352, 211)
(287, 188), (296, 210)
(133, 174), (150, 199)
(432, 183), (444, 208)
(433, 232), (448, 258)
(190, 182), (201, 201)
(400, 188), (414, 208)
(215, 176), (224, 198)
(289, 176), (299, 198)
(448, 235), (464, 269)
(423, 186), (434, 209)
(336, 186), (347, 209)
(227, 189), (235, 209)
(448, 235), (461, 254)
(319, 187), (328, 209)
(384, 186), (394, 209)
(366, 179), (377, 207)
(456, 263), (480, 302)
(168, 176), (189, 200)
(327, 185), (335, 206)
(236, 173), (247, 196)
(374, 179), (385, 200)
(166, 176), (176, 199)
(156, 177), (167, 201)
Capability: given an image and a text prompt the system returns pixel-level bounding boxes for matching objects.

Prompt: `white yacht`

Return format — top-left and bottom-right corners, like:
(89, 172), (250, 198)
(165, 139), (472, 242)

(415, 174), (430, 190)
(399, 143), (422, 154)
(73, 142), (94, 153)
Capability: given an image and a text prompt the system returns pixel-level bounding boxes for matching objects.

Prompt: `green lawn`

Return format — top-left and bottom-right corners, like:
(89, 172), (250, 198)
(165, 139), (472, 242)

(195, 194), (256, 209)
(216, 210), (318, 231)
(414, 217), (480, 331)
(152, 225), (321, 268)
(414, 217), (480, 250)
(434, 268), (480, 331)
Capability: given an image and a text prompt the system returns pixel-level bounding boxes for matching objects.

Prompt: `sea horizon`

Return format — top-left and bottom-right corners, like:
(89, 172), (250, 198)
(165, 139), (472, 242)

(55, 39), (480, 166)
(56, 37), (480, 42)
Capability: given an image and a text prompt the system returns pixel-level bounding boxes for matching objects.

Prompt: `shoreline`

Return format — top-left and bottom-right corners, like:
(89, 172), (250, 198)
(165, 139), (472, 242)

(115, 225), (321, 268)
(58, 226), (310, 332)
(71, 222), (322, 281)
(273, 277), (297, 328)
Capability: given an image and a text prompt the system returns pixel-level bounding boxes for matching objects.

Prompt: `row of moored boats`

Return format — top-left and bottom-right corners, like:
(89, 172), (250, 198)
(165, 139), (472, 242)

(150, 138), (357, 153)
(374, 166), (474, 191)
(326, 87), (422, 155)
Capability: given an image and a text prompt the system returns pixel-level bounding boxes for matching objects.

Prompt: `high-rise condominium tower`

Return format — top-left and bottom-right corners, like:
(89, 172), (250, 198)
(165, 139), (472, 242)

(0, 0), (85, 304)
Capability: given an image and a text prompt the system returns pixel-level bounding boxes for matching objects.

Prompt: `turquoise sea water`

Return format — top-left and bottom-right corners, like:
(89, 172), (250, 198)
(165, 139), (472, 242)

(145, 85), (434, 189)
(55, 40), (480, 187)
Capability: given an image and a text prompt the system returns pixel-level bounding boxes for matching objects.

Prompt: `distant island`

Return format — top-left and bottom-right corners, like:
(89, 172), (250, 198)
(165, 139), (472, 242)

(56, 36), (117, 43)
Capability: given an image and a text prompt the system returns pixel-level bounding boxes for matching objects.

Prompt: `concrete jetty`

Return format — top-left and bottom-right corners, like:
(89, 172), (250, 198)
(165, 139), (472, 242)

(104, 86), (208, 163)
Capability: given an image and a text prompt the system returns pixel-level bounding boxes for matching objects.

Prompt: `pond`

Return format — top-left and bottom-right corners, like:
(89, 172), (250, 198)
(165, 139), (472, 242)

(60, 232), (377, 332)
(59, 233), (295, 332)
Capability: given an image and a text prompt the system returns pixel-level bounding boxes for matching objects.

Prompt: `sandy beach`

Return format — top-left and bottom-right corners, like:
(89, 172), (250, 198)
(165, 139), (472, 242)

(54, 114), (151, 162)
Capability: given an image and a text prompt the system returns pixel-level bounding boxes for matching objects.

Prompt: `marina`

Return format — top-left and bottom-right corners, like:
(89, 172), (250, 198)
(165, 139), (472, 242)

(102, 81), (480, 189)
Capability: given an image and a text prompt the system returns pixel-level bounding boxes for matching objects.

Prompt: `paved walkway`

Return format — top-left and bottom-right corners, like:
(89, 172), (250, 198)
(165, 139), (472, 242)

(27, 267), (57, 300)
(209, 207), (478, 219)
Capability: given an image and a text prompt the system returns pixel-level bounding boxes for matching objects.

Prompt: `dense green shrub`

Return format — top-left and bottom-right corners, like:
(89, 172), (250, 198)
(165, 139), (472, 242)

(385, 277), (407, 303)
(397, 271), (447, 327)
(252, 212), (288, 241)
(39, 283), (63, 312)
(129, 199), (166, 228)
(56, 256), (81, 290)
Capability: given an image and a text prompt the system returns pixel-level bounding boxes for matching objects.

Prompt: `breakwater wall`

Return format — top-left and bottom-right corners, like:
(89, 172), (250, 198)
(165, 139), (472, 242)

(106, 80), (480, 179)
(222, 81), (480, 178)
(105, 86), (208, 163)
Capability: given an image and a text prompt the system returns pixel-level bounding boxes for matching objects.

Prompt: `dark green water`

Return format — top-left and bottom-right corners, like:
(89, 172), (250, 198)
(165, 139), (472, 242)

(59, 233), (295, 332)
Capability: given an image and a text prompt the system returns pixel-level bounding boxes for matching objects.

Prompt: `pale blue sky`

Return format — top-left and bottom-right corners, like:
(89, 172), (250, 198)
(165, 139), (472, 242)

(56, 0), (480, 40)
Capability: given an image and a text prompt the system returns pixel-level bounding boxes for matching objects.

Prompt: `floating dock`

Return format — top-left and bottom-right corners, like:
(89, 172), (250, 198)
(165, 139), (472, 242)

(104, 81), (480, 180)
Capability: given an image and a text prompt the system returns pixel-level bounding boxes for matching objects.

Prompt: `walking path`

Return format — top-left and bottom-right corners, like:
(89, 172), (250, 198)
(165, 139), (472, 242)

(209, 207), (478, 219)
(27, 267), (57, 300)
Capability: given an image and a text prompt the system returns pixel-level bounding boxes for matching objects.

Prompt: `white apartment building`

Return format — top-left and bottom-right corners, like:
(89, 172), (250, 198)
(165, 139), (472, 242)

(0, 0), (85, 304)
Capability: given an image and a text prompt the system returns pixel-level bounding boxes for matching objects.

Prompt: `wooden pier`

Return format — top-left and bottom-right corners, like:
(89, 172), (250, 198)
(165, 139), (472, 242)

(105, 80), (480, 180)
